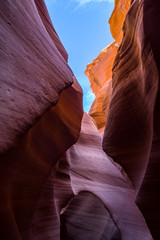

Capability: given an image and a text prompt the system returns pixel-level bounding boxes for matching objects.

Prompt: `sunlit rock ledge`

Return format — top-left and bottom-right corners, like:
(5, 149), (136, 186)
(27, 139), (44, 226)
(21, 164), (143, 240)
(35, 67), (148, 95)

(0, 0), (160, 239)
(85, 0), (131, 131)
(85, 42), (118, 130)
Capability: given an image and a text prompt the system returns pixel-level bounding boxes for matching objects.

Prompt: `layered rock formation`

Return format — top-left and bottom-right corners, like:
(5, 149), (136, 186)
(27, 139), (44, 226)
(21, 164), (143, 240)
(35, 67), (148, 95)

(59, 113), (152, 239)
(1, 0), (160, 239)
(85, 42), (117, 130)
(109, 0), (132, 43)
(85, 0), (160, 239)
(0, 0), (74, 152)
(85, 0), (131, 131)
(103, 1), (160, 239)
(0, 0), (83, 239)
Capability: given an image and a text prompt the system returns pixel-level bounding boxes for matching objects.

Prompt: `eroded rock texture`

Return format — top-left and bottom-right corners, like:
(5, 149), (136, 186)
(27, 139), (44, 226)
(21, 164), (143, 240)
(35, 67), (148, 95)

(103, 0), (160, 239)
(60, 191), (121, 240)
(85, 0), (131, 131)
(109, 0), (132, 43)
(0, 0), (159, 239)
(57, 113), (152, 240)
(0, 0), (83, 239)
(0, 0), (72, 152)
(85, 42), (118, 130)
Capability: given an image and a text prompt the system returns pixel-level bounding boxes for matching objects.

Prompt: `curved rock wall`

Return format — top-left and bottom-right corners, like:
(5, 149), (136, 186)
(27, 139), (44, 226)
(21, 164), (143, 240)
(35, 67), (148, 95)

(85, 0), (131, 130)
(85, 42), (118, 130)
(136, 1), (160, 239)
(109, 0), (132, 43)
(60, 113), (152, 240)
(85, 0), (160, 238)
(103, 0), (160, 239)
(1, 0), (160, 239)
(0, 0), (83, 239)
(0, 0), (73, 152)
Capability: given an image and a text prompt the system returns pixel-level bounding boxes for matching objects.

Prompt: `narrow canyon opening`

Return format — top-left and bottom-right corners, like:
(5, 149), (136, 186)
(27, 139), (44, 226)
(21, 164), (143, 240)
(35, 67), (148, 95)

(0, 0), (160, 239)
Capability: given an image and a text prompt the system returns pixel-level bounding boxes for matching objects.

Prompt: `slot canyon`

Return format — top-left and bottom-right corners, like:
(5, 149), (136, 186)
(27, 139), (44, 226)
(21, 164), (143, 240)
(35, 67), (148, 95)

(0, 0), (160, 239)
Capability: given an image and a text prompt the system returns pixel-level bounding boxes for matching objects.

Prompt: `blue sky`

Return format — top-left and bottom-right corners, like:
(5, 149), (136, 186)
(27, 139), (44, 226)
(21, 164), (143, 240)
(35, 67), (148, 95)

(44, 0), (114, 112)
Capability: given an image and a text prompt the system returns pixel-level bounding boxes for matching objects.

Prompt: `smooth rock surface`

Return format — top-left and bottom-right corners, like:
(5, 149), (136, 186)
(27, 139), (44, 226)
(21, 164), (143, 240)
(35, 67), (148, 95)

(85, 42), (118, 130)
(89, 78), (112, 130)
(136, 1), (160, 239)
(63, 113), (152, 240)
(0, 0), (83, 239)
(109, 0), (131, 43)
(85, 42), (118, 96)
(60, 191), (121, 240)
(103, 0), (160, 238)
(1, 0), (159, 239)
(0, 0), (73, 152)
(0, 79), (83, 239)
(85, 0), (131, 130)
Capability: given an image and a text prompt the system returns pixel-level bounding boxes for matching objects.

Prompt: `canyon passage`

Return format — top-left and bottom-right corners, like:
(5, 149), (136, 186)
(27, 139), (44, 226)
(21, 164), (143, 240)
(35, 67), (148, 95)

(0, 0), (160, 239)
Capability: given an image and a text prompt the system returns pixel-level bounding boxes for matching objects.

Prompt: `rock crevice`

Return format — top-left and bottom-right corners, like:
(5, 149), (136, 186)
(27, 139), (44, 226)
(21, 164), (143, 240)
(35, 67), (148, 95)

(1, 0), (160, 239)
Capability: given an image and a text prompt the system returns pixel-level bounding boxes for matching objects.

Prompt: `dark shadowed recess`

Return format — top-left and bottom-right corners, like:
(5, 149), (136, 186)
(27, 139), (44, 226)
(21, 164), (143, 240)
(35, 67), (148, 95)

(60, 191), (121, 240)
(136, 1), (160, 239)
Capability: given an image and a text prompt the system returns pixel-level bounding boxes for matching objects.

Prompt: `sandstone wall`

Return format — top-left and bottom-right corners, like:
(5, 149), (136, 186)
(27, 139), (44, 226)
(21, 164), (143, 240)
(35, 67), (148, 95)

(59, 113), (152, 239)
(0, 0), (83, 239)
(1, 0), (160, 239)
(85, 0), (160, 238)
(85, 0), (131, 131)
(103, 0), (160, 239)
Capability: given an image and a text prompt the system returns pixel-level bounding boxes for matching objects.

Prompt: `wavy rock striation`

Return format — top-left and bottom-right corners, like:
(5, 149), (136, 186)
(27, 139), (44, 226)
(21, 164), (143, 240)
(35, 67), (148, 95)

(0, 0), (159, 239)
(0, 0), (73, 152)
(85, 0), (160, 238)
(58, 113), (152, 240)
(85, 0), (131, 130)
(60, 191), (121, 240)
(103, 0), (160, 239)
(0, 0), (83, 239)
(109, 0), (132, 43)
(85, 42), (118, 130)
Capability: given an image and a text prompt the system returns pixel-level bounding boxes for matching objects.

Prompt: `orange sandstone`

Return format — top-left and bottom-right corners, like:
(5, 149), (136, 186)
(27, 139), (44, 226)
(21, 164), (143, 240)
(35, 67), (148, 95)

(85, 0), (131, 130)
(109, 0), (132, 43)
